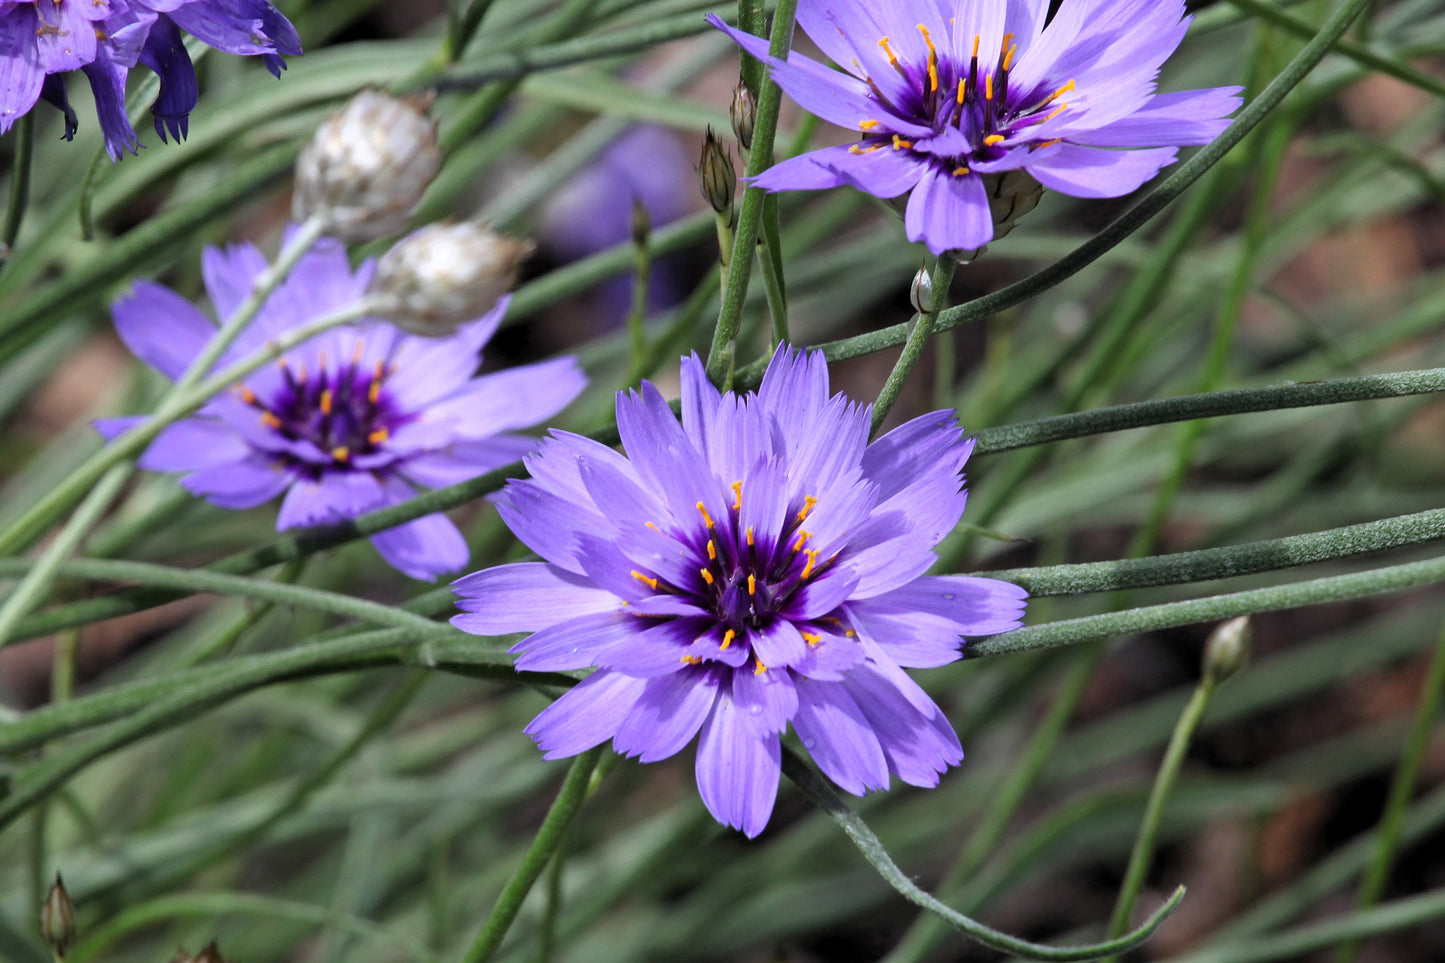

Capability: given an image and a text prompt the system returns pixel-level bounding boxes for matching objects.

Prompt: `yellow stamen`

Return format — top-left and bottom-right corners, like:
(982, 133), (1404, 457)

(953, 166), (970, 176)
(731, 481), (742, 510)
(754, 659), (768, 676)
(700, 568), (715, 586)
(984, 133), (1006, 147)
(1037, 138), (1062, 149)
(1042, 103), (1068, 123)
(681, 655), (703, 665)
(849, 143), (884, 155)
(707, 539), (717, 561)
(859, 119), (881, 131)
(747, 574), (756, 596)
(802, 632), (822, 647)
(985, 73), (994, 101)
(320, 389), (334, 416)
(236, 385), (257, 405)
(351, 340), (364, 364)
(696, 501), (714, 529)
(1040, 80), (1075, 109)
(331, 446), (350, 462)
(1004, 42), (1018, 71)
(891, 134), (913, 150)
(797, 495), (818, 522)
(957, 78), (967, 105)
(801, 549), (820, 580)
(630, 571), (659, 591)
(793, 530), (812, 552)
(971, 34), (980, 58)
(1001, 33), (1015, 57)
(918, 24), (938, 92)
(878, 36), (898, 66)
(845, 629), (857, 638)
(368, 427), (390, 445)
(721, 629), (736, 651)
(746, 526), (755, 546)
(260, 412), (282, 429)
(645, 521), (660, 531)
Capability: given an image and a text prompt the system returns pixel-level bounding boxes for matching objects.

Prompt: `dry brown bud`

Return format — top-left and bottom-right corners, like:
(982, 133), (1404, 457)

(40, 873), (76, 958)
(368, 222), (533, 336)
(697, 127), (737, 215)
(730, 81), (757, 151)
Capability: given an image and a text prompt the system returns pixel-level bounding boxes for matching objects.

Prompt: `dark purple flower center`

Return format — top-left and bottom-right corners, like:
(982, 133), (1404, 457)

(857, 28), (1074, 171)
(234, 350), (410, 477)
(636, 489), (837, 637)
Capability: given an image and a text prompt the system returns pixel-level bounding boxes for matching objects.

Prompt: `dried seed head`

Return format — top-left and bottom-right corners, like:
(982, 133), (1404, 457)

(293, 88), (441, 242)
(40, 873), (76, 958)
(368, 222), (533, 336)
(1203, 616), (1252, 684)
(909, 266), (934, 313)
(730, 81), (756, 151)
(697, 127), (736, 215)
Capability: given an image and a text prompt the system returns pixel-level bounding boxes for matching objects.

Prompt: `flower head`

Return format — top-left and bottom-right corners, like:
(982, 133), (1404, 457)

(368, 222), (534, 336)
(99, 229), (586, 580)
(708, 0), (1243, 255)
(1, 0), (301, 159)
(452, 346), (1026, 836)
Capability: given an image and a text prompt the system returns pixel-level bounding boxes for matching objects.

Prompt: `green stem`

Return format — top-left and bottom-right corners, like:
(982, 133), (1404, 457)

(627, 215), (652, 370)
(758, 198), (789, 348)
(448, 0), (500, 61)
(970, 552), (1445, 660)
(459, 748), (605, 963)
(781, 748), (1186, 961)
(970, 367), (1445, 455)
(1333, 623), (1445, 963)
(1164, 888), (1445, 963)
(729, 0), (1377, 388)
(706, 0), (799, 385)
(1226, 0), (1445, 98)
(871, 256), (957, 435)
(1102, 676), (1217, 958)
(0, 299), (371, 557)
(1, 112), (35, 275)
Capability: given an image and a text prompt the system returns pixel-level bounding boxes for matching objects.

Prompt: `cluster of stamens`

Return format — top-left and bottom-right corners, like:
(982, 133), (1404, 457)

(628, 485), (846, 674)
(851, 27), (1076, 176)
(232, 341), (401, 475)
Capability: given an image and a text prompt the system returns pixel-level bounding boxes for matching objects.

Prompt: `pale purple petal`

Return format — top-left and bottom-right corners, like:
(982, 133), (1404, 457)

(112, 281), (214, 380)
(696, 696), (781, 838)
(451, 562), (619, 635)
(613, 667), (722, 762)
(139, 419), (250, 472)
(1026, 144), (1178, 198)
(793, 678), (889, 795)
(510, 611), (645, 673)
(526, 670), (647, 759)
(181, 455), (294, 509)
(905, 166), (995, 255)
(1072, 87), (1244, 148)
(368, 476), (469, 580)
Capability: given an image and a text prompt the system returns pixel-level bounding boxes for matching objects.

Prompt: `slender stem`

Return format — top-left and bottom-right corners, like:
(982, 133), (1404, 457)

(627, 217), (651, 370)
(1, 112), (36, 276)
(970, 367), (1445, 455)
(448, 0), (500, 61)
(729, 0), (1377, 388)
(714, 210), (735, 333)
(0, 466), (131, 647)
(969, 552), (1445, 660)
(706, 0), (800, 384)
(459, 749), (605, 963)
(1226, 0), (1445, 98)
(1102, 676), (1217, 958)
(758, 200), (789, 348)
(1333, 623), (1445, 963)
(781, 748), (1186, 961)
(871, 256), (956, 435)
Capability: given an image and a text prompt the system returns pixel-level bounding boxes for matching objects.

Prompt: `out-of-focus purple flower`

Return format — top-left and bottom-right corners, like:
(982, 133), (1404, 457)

(1, 0), (301, 159)
(536, 125), (694, 328)
(452, 346), (1026, 836)
(708, 0), (1242, 255)
(98, 230), (586, 581)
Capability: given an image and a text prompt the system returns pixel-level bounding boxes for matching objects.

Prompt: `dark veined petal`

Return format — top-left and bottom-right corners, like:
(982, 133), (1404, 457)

(140, 17), (197, 142)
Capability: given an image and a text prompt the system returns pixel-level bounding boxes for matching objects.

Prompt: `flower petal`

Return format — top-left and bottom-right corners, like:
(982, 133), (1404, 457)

(905, 165), (995, 256)
(1026, 144), (1178, 198)
(695, 694), (781, 837)
(181, 455), (294, 509)
(613, 666), (722, 763)
(526, 670), (647, 759)
(793, 678), (889, 795)
(452, 561), (618, 635)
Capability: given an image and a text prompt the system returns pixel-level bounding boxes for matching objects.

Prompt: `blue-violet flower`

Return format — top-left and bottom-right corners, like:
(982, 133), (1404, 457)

(98, 230), (586, 580)
(451, 346), (1027, 836)
(1, 0), (301, 159)
(708, 0), (1242, 255)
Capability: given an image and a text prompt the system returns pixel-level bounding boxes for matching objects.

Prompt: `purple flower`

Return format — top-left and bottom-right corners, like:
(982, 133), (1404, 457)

(98, 230), (587, 581)
(1, 0), (301, 159)
(451, 346), (1026, 836)
(708, 0), (1243, 255)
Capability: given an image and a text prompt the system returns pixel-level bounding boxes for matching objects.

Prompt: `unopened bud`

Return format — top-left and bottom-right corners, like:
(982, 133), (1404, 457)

(631, 197), (650, 248)
(698, 127), (736, 214)
(368, 222), (533, 336)
(192, 940), (227, 963)
(293, 89), (441, 243)
(1203, 616), (1252, 684)
(730, 81), (756, 151)
(41, 873), (76, 958)
(909, 266), (934, 313)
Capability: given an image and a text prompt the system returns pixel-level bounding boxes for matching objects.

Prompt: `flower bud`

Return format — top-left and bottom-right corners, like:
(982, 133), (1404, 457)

(1203, 616), (1252, 684)
(41, 873), (76, 958)
(368, 222), (533, 336)
(293, 88), (441, 243)
(697, 127), (736, 215)
(909, 266), (933, 313)
(730, 81), (756, 151)
(631, 197), (650, 248)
